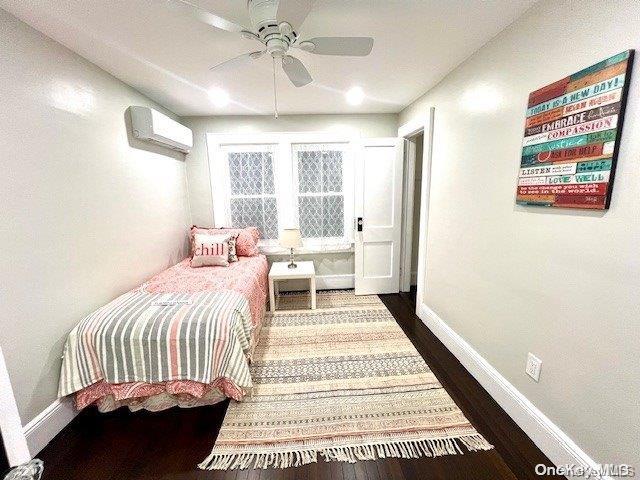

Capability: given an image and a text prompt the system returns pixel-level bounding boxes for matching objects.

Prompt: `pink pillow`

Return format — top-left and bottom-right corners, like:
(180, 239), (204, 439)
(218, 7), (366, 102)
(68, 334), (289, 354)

(190, 226), (260, 257)
(190, 233), (230, 267)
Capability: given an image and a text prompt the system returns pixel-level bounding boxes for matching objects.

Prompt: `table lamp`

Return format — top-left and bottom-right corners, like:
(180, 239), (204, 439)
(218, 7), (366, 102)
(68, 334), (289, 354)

(279, 228), (302, 269)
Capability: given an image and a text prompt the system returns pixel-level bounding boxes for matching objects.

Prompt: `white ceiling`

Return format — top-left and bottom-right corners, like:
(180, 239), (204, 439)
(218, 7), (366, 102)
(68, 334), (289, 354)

(0, 0), (536, 116)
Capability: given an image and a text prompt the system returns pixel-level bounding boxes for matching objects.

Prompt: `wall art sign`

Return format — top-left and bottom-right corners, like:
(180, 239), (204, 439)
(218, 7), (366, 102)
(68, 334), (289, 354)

(516, 50), (634, 209)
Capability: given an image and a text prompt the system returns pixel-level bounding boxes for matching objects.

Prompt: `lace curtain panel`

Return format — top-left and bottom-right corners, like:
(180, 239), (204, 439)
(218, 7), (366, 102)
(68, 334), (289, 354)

(293, 144), (351, 251)
(226, 151), (278, 239)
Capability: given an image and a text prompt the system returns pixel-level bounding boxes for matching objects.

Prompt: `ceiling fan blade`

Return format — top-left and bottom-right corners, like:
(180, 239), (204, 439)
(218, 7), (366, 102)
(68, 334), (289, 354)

(210, 51), (264, 72)
(172, 0), (250, 33)
(277, 0), (314, 33)
(282, 55), (313, 87)
(300, 37), (374, 56)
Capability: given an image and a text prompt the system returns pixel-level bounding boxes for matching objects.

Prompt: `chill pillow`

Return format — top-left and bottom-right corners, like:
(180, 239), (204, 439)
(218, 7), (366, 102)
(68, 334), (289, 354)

(190, 233), (231, 267)
(190, 226), (260, 257)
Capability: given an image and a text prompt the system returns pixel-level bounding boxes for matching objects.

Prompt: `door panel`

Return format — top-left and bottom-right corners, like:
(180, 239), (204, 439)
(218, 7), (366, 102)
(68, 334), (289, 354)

(354, 138), (404, 294)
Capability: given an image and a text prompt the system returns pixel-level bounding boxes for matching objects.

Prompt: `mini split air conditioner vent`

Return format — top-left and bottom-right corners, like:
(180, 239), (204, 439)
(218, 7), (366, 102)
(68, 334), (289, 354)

(129, 106), (193, 153)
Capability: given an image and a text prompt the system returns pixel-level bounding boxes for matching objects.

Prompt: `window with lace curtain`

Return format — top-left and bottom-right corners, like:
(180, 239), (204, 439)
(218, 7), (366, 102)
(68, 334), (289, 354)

(294, 144), (346, 241)
(226, 149), (279, 239)
(209, 134), (354, 251)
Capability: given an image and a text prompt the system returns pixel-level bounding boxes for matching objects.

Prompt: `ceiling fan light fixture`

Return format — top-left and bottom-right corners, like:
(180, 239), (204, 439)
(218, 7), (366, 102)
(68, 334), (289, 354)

(346, 86), (365, 106)
(208, 87), (230, 107)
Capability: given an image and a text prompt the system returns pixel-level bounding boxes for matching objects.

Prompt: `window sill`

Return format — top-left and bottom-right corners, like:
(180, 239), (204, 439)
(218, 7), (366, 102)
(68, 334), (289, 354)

(260, 245), (354, 256)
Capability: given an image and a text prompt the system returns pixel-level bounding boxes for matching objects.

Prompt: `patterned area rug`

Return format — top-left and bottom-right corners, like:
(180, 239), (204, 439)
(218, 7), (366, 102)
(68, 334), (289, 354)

(200, 291), (492, 470)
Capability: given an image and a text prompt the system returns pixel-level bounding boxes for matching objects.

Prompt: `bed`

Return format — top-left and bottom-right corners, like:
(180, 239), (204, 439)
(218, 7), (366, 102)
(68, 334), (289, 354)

(58, 255), (268, 412)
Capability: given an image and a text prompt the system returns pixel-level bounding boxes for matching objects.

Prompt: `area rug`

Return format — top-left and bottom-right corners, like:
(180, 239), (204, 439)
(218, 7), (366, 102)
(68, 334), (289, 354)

(200, 290), (492, 470)
(274, 288), (384, 311)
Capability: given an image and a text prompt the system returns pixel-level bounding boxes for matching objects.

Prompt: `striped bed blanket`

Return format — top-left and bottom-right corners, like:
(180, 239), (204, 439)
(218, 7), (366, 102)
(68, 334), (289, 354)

(58, 290), (253, 400)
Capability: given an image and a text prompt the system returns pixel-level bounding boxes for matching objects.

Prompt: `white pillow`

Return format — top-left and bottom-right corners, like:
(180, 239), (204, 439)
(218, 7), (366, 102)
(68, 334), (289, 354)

(190, 233), (231, 267)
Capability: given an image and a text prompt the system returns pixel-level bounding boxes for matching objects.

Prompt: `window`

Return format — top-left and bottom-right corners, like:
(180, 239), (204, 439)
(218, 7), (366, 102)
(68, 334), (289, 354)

(294, 144), (346, 240)
(209, 134), (354, 251)
(226, 148), (278, 239)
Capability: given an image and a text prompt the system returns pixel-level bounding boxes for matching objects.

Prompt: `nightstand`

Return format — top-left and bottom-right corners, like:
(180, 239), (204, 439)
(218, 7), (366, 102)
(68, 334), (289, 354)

(268, 261), (316, 312)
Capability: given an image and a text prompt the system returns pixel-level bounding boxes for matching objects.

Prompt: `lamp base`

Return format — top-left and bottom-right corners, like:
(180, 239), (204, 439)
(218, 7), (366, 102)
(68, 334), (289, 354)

(288, 248), (297, 268)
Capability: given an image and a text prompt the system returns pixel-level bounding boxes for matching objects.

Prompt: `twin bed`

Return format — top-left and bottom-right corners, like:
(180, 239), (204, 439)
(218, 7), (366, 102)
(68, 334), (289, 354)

(58, 250), (269, 413)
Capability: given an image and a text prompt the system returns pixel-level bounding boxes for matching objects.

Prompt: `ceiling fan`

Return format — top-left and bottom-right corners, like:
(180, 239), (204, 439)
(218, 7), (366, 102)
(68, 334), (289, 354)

(174, 0), (374, 117)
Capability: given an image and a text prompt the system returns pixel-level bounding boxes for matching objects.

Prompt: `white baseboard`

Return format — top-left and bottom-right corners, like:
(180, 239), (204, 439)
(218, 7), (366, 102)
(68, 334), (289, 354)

(318, 274), (355, 290)
(416, 302), (609, 479)
(279, 274), (354, 292)
(23, 397), (78, 457)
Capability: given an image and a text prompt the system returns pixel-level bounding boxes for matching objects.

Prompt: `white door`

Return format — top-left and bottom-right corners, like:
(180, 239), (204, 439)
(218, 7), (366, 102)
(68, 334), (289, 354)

(354, 138), (404, 295)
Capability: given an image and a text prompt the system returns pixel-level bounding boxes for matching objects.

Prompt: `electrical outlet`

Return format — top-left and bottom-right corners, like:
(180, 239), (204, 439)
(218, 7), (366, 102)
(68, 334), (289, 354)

(526, 353), (542, 382)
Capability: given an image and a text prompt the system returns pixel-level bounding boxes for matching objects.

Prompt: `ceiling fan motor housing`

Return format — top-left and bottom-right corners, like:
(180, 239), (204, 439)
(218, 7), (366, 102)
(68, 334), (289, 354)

(248, 0), (295, 57)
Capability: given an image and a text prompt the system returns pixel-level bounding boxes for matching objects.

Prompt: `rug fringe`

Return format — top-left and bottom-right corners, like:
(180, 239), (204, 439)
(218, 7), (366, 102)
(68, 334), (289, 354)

(198, 434), (493, 470)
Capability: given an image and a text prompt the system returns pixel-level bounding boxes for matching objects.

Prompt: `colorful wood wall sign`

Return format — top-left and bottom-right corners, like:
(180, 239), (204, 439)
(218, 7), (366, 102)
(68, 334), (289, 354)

(516, 50), (634, 209)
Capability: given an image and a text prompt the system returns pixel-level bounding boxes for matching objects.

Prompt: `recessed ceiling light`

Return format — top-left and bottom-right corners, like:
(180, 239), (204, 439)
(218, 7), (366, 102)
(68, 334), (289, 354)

(208, 87), (230, 108)
(345, 86), (365, 105)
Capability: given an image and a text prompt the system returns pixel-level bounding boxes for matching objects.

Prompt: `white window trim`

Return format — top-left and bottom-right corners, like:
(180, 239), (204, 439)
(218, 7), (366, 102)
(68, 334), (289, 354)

(206, 132), (358, 251)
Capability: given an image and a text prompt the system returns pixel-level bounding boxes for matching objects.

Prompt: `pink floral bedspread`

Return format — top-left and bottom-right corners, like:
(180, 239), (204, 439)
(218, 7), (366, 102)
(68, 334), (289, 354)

(141, 255), (268, 328)
(74, 255), (269, 411)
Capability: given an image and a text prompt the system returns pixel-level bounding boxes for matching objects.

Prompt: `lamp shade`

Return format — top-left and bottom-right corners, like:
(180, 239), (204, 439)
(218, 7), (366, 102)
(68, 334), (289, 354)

(279, 228), (302, 248)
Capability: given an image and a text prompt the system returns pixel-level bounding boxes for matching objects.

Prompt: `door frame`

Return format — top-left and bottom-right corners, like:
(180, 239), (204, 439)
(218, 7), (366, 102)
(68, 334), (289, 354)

(399, 135), (418, 292)
(397, 108), (435, 309)
(0, 346), (31, 466)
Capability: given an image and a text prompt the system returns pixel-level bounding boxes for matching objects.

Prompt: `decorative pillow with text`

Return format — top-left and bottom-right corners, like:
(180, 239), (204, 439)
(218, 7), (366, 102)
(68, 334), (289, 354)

(190, 233), (231, 268)
(190, 226), (260, 257)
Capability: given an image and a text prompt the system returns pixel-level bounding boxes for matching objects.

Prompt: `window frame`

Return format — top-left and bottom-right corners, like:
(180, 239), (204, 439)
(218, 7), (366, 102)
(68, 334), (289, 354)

(207, 132), (356, 252)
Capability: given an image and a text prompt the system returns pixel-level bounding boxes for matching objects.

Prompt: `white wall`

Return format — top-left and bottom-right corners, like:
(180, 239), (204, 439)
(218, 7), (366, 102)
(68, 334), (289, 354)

(182, 114), (398, 286)
(400, 0), (640, 467)
(0, 8), (191, 426)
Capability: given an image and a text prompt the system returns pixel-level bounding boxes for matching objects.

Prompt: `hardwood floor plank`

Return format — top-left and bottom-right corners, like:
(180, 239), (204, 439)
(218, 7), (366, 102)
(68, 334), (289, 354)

(361, 460), (380, 480)
(341, 462), (357, 480)
(352, 460), (367, 480)
(245, 468), (261, 480)
(329, 458), (343, 480)
(377, 458), (404, 480)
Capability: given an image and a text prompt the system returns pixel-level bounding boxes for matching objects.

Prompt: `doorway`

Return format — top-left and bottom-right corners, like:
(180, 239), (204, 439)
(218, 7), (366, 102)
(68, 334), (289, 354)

(400, 132), (424, 292)
(398, 108), (435, 310)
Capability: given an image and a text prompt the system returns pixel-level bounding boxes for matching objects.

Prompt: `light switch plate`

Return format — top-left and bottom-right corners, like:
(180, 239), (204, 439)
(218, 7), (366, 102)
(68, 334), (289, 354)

(526, 352), (542, 382)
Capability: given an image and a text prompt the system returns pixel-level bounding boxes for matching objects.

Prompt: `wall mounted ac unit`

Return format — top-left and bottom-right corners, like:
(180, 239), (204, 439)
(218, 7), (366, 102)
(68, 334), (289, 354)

(130, 106), (193, 153)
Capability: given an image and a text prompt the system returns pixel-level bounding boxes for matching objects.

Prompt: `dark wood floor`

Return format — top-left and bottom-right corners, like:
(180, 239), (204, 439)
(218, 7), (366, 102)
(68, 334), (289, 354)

(38, 291), (561, 480)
